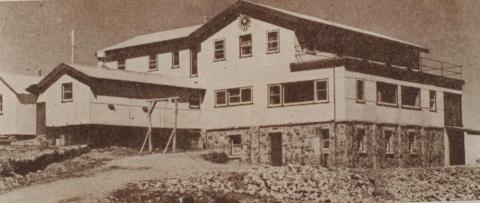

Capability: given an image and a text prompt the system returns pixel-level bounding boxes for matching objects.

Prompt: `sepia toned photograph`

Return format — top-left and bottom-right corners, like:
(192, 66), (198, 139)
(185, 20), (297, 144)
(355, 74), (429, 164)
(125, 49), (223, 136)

(0, 0), (479, 202)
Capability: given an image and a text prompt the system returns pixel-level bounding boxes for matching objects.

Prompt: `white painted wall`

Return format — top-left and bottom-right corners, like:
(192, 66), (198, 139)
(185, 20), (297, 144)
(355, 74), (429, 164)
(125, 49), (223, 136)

(15, 102), (36, 135)
(344, 71), (462, 127)
(0, 83), (18, 135)
(195, 17), (337, 129)
(37, 75), (92, 127)
(465, 133), (480, 165)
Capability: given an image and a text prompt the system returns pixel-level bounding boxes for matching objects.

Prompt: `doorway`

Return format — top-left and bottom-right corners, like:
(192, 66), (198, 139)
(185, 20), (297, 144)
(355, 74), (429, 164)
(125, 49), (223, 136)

(36, 102), (46, 135)
(448, 129), (465, 165)
(270, 132), (283, 166)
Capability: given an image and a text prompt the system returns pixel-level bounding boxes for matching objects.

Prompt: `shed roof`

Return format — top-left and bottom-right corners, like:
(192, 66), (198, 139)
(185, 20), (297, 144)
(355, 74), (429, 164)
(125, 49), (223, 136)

(30, 63), (203, 95)
(101, 24), (203, 52)
(0, 71), (41, 94)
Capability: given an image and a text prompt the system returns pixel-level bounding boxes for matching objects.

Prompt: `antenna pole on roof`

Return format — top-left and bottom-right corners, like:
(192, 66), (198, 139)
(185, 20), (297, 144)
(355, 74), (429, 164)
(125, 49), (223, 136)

(70, 30), (76, 64)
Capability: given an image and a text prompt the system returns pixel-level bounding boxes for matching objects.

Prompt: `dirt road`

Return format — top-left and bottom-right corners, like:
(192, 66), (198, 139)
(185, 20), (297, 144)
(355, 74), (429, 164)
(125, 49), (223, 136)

(0, 151), (244, 203)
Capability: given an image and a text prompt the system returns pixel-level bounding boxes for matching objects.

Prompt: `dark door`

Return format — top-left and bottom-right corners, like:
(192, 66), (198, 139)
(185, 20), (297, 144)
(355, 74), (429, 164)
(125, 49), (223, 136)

(444, 93), (463, 127)
(448, 129), (465, 165)
(36, 102), (46, 135)
(270, 132), (283, 166)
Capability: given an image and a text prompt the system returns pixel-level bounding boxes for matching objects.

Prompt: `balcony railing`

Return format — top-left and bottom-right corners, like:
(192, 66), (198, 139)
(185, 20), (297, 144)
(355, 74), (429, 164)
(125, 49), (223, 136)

(420, 57), (462, 80)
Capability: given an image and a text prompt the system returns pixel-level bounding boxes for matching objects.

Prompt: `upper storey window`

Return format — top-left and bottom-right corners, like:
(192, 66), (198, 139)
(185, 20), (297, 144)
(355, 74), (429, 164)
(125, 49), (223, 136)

(214, 39), (226, 61)
(239, 34), (252, 58)
(266, 30), (279, 53)
(148, 54), (158, 71)
(62, 83), (73, 102)
(376, 82), (397, 106)
(401, 86), (421, 109)
(118, 59), (126, 70)
(172, 49), (179, 68)
(191, 50), (198, 77)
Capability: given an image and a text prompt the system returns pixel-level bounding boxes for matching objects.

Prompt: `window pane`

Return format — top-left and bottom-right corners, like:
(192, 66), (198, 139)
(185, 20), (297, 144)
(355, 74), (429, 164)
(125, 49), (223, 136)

(322, 129), (330, 149)
(429, 90), (436, 110)
(172, 50), (179, 67)
(269, 85), (281, 105)
(357, 80), (365, 101)
(316, 80), (328, 101)
(402, 86), (420, 107)
(283, 81), (314, 103)
(189, 94), (200, 109)
(62, 83), (73, 101)
(216, 91), (226, 105)
(408, 132), (416, 152)
(191, 50), (198, 76)
(357, 129), (365, 151)
(240, 34), (252, 57)
(214, 40), (225, 60)
(267, 31), (279, 52)
(241, 88), (252, 103)
(228, 89), (241, 104)
(377, 82), (397, 104)
(268, 31), (278, 41)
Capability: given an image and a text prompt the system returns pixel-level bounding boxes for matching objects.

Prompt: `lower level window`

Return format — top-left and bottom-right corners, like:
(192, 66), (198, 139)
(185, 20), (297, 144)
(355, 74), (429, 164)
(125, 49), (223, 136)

(384, 130), (393, 153)
(229, 134), (242, 156)
(215, 87), (252, 107)
(357, 128), (366, 153)
(268, 79), (328, 106)
(408, 131), (417, 154)
(189, 93), (201, 109)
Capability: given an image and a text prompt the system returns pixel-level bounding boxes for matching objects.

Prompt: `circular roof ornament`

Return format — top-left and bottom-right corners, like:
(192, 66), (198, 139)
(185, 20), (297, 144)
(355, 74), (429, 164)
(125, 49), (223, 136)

(238, 14), (251, 32)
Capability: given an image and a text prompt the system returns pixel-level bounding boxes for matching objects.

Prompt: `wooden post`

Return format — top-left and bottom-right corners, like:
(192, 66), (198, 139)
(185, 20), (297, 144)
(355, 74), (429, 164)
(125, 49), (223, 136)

(140, 101), (157, 153)
(172, 98), (178, 153)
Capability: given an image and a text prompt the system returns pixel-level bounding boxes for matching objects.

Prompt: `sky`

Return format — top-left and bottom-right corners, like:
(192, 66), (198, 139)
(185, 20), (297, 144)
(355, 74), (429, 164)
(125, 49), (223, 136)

(0, 0), (478, 128)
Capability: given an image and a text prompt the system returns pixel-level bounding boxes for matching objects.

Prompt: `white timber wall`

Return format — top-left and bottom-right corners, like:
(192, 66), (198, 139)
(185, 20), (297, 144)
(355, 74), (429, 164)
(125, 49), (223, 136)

(37, 75), (92, 127)
(344, 71), (462, 127)
(0, 83), (18, 135)
(196, 17), (337, 129)
(15, 102), (36, 135)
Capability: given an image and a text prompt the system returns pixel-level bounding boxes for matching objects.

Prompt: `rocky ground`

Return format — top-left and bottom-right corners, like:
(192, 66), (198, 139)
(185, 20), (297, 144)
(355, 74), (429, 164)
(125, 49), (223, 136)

(0, 146), (138, 193)
(109, 164), (480, 203)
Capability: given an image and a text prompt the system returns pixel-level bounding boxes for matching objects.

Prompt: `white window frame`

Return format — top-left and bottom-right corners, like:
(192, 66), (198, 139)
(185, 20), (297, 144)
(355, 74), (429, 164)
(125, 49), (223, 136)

(408, 131), (417, 154)
(356, 79), (366, 103)
(228, 88), (241, 105)
(429, 90), (437, 112)
(266, 30), (280, 54)
(213, 39), (226, 61)
(401, 86), (421, 109)
(240, 87), (253, 104)
(215, 90), (227, 107)
(62, 83), (73, 102)
(0, 94), (3, 115)
(172, 49), (180, 68)
(229, 134), (242, 156)
(376, 82), (398, 106)
(384, 129), (394, 154)
(148, 54), (158, 71)
(315, 79), (329, 103)
(268, 84), (282, 107)
(239, 34), (252, 58)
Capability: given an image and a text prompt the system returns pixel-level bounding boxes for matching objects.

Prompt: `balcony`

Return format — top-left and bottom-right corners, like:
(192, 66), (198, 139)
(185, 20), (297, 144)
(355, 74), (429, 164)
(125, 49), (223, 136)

(420, 57), (462, 80)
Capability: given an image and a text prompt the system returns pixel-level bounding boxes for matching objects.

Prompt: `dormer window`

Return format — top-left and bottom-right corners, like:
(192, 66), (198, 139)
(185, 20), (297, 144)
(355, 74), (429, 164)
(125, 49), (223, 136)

(149, 54), (158, 71)
(239, 34), (252, 58)
(118, 59), (126, 70)
(214, 39), (226, 61)
(266, 30), (279, 53)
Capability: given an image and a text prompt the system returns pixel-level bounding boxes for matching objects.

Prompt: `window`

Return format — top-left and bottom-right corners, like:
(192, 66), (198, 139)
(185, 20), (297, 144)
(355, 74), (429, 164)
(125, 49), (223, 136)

(214, 39), (225, 61)
(229, 134), (242, 156)
(268, 79), (328, 107)
(0, 94), (3, 114)
(239, 34), (252, 57)
(62, 83), (73, 102)
(384, 130), (393, 154)
(356, 80), (365, 102)
(357, 128), (366, 153)
(172, 49), (179, 68)
(377, 82), (397, 105)
(118, 59), (126, 70)
(190, 50), (198, 76)
(408, 131), (416, 154)
(401, 86), (421, 108)
(215, 90), (227, 107)
(429, 90), (437, 111)
(148, 54), (157, 71)
(189, 93), (201, 109)
(216, 87), (253, 107)
(321, 129), (330, 149)
(315, 80), (328, 102)
(228, 89), (241, 104)
(283, 81), (314, 104)
(266, 30), (279, 53)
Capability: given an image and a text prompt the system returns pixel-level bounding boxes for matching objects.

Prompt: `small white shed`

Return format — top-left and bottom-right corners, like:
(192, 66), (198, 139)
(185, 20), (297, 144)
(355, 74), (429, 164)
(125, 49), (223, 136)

(0, 71), (40, 137)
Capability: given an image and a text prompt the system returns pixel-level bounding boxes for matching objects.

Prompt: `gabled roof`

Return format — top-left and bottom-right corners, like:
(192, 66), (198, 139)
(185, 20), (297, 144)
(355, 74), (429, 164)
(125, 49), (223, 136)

(190, 0), (428, 52)
(28, 63), (203, 95)
(101, 24), (203, 52)
(0, 71), (40, 104)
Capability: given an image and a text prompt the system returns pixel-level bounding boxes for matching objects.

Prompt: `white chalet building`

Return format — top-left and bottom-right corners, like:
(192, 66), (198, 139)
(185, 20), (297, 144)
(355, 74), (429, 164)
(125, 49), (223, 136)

(30, 0), (471, 167)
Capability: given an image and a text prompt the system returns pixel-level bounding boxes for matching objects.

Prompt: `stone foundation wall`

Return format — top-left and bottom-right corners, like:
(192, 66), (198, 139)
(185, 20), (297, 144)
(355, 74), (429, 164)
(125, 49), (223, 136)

(204, 122), (445, 168)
